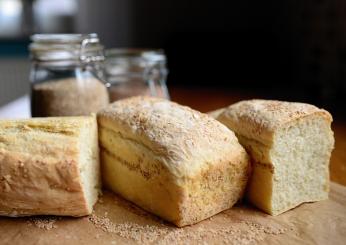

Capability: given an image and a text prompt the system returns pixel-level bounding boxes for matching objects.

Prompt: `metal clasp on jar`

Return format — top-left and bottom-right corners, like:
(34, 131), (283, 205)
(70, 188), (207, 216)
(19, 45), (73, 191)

(80, 34), (105, 64)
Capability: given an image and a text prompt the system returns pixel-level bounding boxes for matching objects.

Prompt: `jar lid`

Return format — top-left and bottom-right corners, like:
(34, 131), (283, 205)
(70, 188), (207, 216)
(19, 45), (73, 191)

(29, 33), (104, 64)
(106, 48), (165, 61)
(104, 48), (167, 82)
(105, 48), (166, 73)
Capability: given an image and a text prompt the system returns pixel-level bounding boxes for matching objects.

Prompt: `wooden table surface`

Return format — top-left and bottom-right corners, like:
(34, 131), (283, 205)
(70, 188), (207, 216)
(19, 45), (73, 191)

(170, 86), (346, 187)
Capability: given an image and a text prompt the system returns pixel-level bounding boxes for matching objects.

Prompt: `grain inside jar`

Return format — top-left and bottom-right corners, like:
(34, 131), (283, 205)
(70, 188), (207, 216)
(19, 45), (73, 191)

(31, 77), (109, 117)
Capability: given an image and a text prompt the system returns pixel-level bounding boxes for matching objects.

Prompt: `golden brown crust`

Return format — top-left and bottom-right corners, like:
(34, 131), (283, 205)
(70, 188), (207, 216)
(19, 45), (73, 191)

(218, 99), (333, 145)
(0, 116), (98, 217)
(0, 151), (88, 216)
(98, 96), (250, 226)
(98, 96), (244, 179)
(176, 149), (250, 227)
(217, 99), (334, 216)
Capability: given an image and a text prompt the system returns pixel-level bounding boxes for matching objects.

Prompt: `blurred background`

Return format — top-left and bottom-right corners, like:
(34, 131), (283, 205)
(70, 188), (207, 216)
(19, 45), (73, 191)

(0, 0), (345, 117)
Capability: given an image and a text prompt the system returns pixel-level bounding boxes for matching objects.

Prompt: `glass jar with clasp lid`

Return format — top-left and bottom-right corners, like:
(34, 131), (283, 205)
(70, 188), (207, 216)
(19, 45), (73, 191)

(104, 48), (169, 102)
(29, 33), (109, 117)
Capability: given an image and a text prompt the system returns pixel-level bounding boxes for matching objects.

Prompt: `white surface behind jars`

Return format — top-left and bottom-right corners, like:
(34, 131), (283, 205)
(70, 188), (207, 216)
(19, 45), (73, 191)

(0, 95), (30, 119)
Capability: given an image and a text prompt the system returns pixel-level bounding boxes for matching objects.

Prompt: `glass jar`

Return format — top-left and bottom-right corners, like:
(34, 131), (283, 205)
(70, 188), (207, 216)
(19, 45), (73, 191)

(104, 48), (169, 102)
(29, 33), (109, 117)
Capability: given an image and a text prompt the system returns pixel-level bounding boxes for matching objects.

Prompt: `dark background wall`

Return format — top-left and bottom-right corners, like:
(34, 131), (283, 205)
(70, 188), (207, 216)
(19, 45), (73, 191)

(76, 0), (345, 112)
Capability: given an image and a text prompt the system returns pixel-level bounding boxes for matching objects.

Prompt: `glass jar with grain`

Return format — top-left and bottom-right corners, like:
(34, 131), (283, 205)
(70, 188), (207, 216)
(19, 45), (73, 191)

(104, 49), (169, 102)
(29, 33), (109, 117)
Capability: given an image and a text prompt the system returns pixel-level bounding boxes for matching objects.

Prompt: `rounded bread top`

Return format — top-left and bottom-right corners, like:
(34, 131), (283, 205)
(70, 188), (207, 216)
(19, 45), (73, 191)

(218, 99), (332, 145)
(98, 96), (246, 178)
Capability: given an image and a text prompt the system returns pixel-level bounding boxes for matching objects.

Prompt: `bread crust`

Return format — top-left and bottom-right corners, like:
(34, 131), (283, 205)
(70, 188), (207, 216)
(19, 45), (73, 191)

(98, 96), (250, 226)
(217, 99), (334, 215)
(0, 116), (99, 217)
(218, 99), (332, 146)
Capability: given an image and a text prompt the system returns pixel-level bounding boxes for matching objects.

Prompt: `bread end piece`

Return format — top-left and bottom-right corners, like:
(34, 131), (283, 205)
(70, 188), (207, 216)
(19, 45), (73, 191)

(217, 99), (334, 215)
(0, 116), (100, 217)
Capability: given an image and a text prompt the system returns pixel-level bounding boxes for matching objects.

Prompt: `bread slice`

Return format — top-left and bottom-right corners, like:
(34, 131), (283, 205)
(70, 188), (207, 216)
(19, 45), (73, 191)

(0, 116), (100, 217)
(97, 96), (250, 227)
(217, 99), (334, 215)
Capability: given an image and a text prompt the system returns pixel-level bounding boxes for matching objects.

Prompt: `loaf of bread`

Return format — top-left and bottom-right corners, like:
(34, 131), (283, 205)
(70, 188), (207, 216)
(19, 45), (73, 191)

(97, 96), (250, 227)
(0, 116), (100, 217)
(217, 99), (334, 215)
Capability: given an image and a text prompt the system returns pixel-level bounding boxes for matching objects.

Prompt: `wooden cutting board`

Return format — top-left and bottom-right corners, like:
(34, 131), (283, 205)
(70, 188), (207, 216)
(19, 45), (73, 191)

(0, 182), (345, 245)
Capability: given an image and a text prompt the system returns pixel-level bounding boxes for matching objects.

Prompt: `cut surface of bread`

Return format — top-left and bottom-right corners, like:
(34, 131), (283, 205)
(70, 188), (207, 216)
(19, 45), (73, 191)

(0, 116), (100, 217)
(217, 99), (334, 215)
(98, 96), (250, 227)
